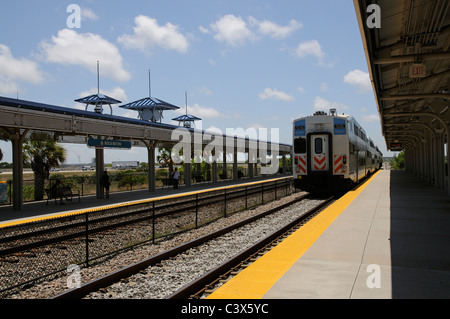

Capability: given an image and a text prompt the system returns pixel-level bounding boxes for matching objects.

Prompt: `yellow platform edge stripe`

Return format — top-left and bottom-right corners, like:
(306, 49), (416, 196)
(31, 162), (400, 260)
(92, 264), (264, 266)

(0, 176), (291, 229)
(207, 171), (381, 299)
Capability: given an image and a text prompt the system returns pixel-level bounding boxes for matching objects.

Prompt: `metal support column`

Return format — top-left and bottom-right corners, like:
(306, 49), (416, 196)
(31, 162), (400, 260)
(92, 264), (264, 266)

(248, 162), (254, 179)
(222, 151), (227, 179)
(212, 149), (218, 184)
(11, 129), (28, 210)
(184, 161), (191, 187)
(95, 146), (104, 199)
(148, 144), (156, 192)
(233, 146), (238, 182)
(436, 134), (444, 189)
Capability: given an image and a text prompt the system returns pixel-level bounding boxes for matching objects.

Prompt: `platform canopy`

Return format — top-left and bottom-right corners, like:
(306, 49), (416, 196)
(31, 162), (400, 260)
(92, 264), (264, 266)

(172, 114), (202, 128)
(75, 93), (122, 115)
(354, 0), (450, 152)
(354, 0), (450, 194)
(120, 97), (180, 123)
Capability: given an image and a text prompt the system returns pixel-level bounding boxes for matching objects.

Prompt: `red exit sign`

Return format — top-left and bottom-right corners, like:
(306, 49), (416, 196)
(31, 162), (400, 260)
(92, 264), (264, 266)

(409, 64), (426, 78)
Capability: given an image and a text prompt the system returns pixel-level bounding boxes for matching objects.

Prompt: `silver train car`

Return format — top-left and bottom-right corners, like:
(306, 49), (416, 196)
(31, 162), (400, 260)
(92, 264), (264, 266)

(292, 109), (382, 193)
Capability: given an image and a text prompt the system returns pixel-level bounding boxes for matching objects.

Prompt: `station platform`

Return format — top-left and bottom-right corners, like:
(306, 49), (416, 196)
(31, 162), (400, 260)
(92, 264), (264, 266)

(0, 175), (291, 228)
(208, 169), (450, 299)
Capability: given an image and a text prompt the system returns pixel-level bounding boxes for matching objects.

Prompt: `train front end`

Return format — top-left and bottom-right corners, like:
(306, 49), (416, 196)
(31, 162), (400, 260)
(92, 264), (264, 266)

(293, 109), (351, 194)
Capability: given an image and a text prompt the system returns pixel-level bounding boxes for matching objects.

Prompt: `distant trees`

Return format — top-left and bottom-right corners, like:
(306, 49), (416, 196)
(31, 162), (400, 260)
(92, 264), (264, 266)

(23, 132), (67, 201)
(157, 143), (174, 174)
(390, 152), (405, 170)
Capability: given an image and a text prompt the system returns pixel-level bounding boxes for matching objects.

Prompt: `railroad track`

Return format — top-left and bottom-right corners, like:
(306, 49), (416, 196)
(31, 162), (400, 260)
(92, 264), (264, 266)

(167, 196), (334, 299)
(51, 194), (333, 299)
(0, 180), (285, 255)
(1, 179), (292, 296)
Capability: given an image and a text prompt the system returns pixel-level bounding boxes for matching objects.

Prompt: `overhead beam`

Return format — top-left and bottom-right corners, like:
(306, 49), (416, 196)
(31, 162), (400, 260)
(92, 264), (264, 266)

(381, 69), (450, 97)
(380, 93), (450, 101)
(374, 52), (450, 64)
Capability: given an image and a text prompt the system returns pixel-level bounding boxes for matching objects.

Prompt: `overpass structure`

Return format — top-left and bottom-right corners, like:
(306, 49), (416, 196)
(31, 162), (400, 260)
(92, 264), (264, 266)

(354, 0), (450, 194)
(0, 96), (291, 210)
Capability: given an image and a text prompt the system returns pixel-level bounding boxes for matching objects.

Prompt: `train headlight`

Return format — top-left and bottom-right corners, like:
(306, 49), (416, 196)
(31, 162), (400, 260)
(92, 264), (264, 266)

(343, 155), (347, 164)
(294, 156), (298, 164)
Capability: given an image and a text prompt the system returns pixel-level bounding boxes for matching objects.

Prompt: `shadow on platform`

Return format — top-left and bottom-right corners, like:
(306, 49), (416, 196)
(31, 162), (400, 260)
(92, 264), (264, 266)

(389, 170), (450, 298)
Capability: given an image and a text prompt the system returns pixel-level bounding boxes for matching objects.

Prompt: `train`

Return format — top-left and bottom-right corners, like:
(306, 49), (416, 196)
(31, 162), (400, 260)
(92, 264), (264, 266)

(292, 108), (382, 193)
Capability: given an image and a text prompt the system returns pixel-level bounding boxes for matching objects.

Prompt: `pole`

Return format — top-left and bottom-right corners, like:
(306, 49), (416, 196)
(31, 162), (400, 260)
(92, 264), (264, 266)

(149, 69), (151, 97)
(185, 91), (188, 116)
(97, 61), (100, 94)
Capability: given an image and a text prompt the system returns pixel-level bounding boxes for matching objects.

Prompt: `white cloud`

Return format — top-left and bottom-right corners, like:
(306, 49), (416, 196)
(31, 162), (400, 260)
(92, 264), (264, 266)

(41, 29), (130, 82)
(175, 103), (224, 119)
(297, 86), (306, 93)
(118, 15), (189, 53)
(78, 87), (128, 102)
(320, 82), (328, 92)
(204, 15), (301, 47)
(0, 44), (44, 94)
(249, 17), (302, 39)
(259, 88), (295, 102)
(295, 40), (325, 64)
(313, 96), (349, 112)
(198, 26), (210, 34)
(204, 126), (224, 135)
(209, 14), (255, 47)
(198, 86), (213, 96)
(362, 114), (380, 122)
(81, 7), (98, 21)
(344, 69), (371, 92)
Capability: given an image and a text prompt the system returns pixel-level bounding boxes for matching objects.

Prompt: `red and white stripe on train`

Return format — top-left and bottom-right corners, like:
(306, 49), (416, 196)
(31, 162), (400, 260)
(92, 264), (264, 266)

(292, 109), (383, 193)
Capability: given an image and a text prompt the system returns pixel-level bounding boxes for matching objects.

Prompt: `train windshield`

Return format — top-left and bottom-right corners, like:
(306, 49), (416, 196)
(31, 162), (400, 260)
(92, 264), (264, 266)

(294, 138), (306, 153)
(314, 138), (323, 154)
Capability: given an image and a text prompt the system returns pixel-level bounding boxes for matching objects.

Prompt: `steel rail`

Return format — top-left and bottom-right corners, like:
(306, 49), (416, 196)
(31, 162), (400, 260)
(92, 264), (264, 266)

(50, 193), (308, 299)
(0, 180), (285, 256)
(166, 196), (334, 299)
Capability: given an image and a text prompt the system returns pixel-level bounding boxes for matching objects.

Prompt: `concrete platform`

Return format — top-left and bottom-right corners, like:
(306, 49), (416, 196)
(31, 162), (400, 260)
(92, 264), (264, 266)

(208, 170), (450, 299)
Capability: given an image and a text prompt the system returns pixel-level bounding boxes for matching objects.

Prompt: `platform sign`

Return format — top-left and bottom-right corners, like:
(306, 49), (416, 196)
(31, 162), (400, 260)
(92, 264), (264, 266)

(390, 143), (402, 151)
(333, 118), (346, 135)
(294, 120), (306, 136)
(87, 138), (132, 149)
(409, 64), (426, 78)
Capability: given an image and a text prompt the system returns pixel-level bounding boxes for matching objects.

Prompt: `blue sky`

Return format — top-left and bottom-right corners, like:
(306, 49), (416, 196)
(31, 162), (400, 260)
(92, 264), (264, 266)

(0, 0), (389, 164)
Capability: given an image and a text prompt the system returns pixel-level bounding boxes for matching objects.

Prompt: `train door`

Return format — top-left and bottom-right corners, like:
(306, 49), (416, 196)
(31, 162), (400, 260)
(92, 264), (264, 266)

(310, 134), (330, 172)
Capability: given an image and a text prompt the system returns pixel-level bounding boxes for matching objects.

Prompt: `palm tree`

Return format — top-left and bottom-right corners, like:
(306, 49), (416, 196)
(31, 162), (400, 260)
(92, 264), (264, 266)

(23, 132), (67, 201)
(156, 143), (174, 174)
(0, 129), (8, 162)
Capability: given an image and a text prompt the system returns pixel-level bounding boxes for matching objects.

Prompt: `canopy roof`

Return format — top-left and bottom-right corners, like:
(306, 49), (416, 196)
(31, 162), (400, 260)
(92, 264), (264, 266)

(75, 93), (122, 105)
(75, 93), (122, 115)
(119, 97), (180, 111)
(172, 114), (202, 121)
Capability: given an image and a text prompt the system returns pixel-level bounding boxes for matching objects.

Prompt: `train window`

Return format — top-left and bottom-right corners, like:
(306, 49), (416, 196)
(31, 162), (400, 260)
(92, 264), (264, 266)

(314, 138), (323, 154)
(294, 138), (306, 153)
(349, 143), (355, 154)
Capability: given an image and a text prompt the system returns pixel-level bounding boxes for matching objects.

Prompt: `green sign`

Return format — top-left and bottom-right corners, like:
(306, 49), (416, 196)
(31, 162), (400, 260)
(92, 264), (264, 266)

(87, 138), (132, 149)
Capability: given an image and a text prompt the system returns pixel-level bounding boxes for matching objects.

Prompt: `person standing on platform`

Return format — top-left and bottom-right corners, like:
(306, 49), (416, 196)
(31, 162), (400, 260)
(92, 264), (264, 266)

(172, 167), (180, 189)
(101, 170), (111, 198)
